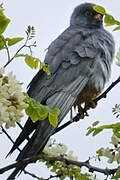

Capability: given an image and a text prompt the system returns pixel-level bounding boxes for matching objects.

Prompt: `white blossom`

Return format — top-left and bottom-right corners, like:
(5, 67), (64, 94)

(65, 150), (78, 161)
(0, 67), (5, 75)
(102, 147), (115, 163)
(43, 139), (78, 161)
(43, 142), (67, 156)
(111, 135), (120, 146)
(98, 135), (120, 164)
(0, 68), (27, 128)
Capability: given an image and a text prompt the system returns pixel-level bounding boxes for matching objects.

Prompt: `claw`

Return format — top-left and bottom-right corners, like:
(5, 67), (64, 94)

(78, 106), (89, 119)
(85, 100), (98, 109)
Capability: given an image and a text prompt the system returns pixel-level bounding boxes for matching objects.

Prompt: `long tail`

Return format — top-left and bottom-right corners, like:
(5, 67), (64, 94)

(7, 118), (37, 157)
(7, 118), (54, 179)
(7, 165), (26, 180)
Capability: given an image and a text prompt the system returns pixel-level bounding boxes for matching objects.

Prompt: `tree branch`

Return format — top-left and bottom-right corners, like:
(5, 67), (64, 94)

(0, 153), (118, 176)
(94, 76), (120, 103)
(44, 174), (62, 180)
(24, 170), (40, 179)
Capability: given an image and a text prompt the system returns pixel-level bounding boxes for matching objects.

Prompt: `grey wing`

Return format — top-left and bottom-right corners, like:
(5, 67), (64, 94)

(9, 27), (100, 160)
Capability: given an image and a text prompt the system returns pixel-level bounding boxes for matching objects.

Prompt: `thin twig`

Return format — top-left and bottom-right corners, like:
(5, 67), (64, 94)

(1, 126), (15, 145)
(45, 174), (62, 180)
(0, 36), (11, 62)
(3, 41), (11, 62)
(24, 170), (40, 179)
(3, 28), (36, 68)
(0, 161), (18, 174)
(5, 45), (11, 62)
(94, 76), (120, 103)
(17, 122), (23, 130)
(26, 42), (36, 56)
(1, 126), (21, 158)
(4, 44), (26, 68)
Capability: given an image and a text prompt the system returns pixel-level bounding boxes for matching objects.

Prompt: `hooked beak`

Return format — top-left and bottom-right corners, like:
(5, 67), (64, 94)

(93, 13), (103, 22)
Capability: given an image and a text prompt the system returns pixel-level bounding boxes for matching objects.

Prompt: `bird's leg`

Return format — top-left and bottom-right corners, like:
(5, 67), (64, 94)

(77, 100), (97, 119)
(78, 105), (89, 119)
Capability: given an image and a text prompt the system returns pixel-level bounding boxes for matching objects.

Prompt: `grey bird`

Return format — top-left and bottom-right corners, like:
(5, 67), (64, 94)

(7, 2), (115, 179)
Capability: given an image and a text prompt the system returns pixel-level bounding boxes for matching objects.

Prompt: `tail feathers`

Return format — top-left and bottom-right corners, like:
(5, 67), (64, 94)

(17, 118), (53, 161)
(7, 118), (52, 180)
(7, 164), (26, 180)
(7, 118), (37, 157)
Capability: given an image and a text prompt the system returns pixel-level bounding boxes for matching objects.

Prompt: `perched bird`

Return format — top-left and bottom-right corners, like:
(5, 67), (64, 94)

(7, 2), (115, 179)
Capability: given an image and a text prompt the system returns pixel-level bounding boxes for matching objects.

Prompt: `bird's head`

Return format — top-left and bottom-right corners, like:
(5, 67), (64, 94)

(70, 3), (103, 28)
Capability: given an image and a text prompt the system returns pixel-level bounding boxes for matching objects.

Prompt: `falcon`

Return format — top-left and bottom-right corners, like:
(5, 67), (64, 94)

(7, 2), (115, 179)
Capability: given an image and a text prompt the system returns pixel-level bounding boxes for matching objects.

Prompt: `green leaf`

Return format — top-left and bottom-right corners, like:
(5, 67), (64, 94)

(39, 178), (44, 180)
(86, 128), (95, 136)
(25, 55), (39, 69)
(86, 123), (120, 137)
(40, 62), (51, 76)
(6, 37), (24, 46)
(90, 127), (103, 136)
(48, 108), (60, 127)
(46, 161), (52, 168)
(113, 25), (120, 31)
(92, 121), (99, 127)
(26, 25), (35, 40)
(97, 148), (104, 156)
(0, 10), (10, 34)
(104, 14), (118, 26)
(93, 5), (106, 15)
(112, 168), (120, 179)
(0, 35), (5, 50)
(24, 95), (60, 127)
(113, 128), (120, 138)
(15, 54), (26, 58)
(93, 5), (120, 30)
(93, 128), (103, 136)
(25, 98), (48, 122)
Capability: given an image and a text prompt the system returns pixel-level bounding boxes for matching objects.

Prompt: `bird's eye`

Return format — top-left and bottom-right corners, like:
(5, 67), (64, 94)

(85, 11), (92, 17)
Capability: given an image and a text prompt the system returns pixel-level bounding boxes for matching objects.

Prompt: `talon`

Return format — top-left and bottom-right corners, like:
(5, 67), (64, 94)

(78, 106), (89, 119)
(85, 111), (89, 116)
(88, 101), (98, 109)
(85, 101), (98, 110)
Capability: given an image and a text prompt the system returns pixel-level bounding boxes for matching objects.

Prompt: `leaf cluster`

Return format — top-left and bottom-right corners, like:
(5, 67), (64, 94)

(40, 62), (51, 76)
(0, 8), (50, 73)
(41, 159), (92, 180)
(15, 54), (40, 69)
(24, 94), (60, 127)
(112, 168), (120, 180)
(26, 25), (36, 40)
(93, 5), (120, 30)
(87, 121), (120, 138)
(0, 6), (24, 50)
